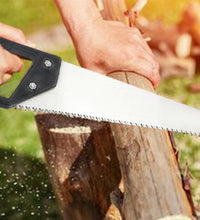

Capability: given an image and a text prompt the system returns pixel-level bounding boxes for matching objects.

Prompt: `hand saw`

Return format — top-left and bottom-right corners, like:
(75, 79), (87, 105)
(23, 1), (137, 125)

(0, 37), (200, 135)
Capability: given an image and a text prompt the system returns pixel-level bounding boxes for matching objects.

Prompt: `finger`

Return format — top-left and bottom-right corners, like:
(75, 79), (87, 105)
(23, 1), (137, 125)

(124, 55), (160, 88)
(0, 23), (26, 44)
(0, 23), (35, 47)
(0, 46), (23, 73)
(130, 32), (154, 56)
(129, 28), (154, 56)
(4, 50), (23, 73)
(131, 27), (142, 35)
(2, 73), (12, 83)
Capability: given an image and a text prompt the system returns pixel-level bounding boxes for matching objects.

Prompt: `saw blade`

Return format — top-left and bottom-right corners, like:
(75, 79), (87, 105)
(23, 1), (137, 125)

(16, 61), (200, 136)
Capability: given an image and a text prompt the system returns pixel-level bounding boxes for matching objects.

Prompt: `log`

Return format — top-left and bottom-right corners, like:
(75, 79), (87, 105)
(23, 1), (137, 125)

(137, 20), (196, 78)
(154, 51), (196, 79)
(138, 18), (179, 52)
(109, 72), (194, 219)
(35, 115), (121, 220)
(101, 0), (194, 219)
(178, 2), (200, 46)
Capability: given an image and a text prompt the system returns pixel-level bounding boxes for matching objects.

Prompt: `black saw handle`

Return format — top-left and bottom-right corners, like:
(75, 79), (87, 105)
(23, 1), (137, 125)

(0, 37), (61, 109)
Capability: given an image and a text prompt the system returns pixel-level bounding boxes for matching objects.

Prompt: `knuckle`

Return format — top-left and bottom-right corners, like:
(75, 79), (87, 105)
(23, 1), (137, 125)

(16, 29), (25, 38)
(131, 33), (141, 42)
(132, 27), (141, 35)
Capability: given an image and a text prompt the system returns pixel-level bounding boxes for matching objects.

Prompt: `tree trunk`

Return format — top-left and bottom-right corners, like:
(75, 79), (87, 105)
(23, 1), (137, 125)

(100, 0), (194, 219)
(108, 72), (193, 219)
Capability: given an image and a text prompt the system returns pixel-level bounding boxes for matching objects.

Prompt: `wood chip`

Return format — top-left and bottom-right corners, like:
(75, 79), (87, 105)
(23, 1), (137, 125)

(49, 126), (91, 134)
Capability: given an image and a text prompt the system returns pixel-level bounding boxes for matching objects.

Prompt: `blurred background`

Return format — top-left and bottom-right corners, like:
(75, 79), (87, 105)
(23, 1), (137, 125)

(0, 0), (200, 219)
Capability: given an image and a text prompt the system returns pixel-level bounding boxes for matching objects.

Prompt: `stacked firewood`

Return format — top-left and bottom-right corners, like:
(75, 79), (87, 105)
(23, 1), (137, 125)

(137, 3), (200, 79)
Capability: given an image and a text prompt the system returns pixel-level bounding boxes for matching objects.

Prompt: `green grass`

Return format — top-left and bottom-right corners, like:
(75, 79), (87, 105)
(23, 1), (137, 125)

(0, 0), (61, 34)
(158, 75), (200, 108)
(0, 149), (61, 219)
(0, 60), (32, 98)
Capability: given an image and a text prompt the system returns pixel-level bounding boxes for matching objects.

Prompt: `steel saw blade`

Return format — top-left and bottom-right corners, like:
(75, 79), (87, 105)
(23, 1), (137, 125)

(16, 61), (200, 136)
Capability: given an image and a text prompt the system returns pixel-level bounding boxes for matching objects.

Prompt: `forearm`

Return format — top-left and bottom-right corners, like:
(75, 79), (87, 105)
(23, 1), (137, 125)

(54, 0), (102, 40)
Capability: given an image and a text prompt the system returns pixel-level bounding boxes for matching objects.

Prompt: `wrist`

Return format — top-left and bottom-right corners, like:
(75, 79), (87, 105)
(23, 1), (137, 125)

(55, 0), (103, 40)
(68, 13), (103, 42)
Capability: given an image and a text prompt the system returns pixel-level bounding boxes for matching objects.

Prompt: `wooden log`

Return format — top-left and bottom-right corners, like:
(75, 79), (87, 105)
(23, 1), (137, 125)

(178, 2), (200, 46)
(138, 18), (179, 52)
(35, 115), (121, 220)
(109, 73), (194, 219)
(101, 0), (194, 219)
(137, 21), (196, 78)
(100, 0), (129, 24)
(154, 51), (196, 79)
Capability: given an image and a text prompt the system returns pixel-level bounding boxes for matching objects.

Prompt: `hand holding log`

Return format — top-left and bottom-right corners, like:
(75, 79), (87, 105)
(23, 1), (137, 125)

(55, 0), (160, 88)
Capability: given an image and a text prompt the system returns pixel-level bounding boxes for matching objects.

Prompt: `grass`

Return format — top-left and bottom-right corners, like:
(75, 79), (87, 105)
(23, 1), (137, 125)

(0, 0), (61, 34)
(158, 75), (200, 108)
(0, 60), (32, 98)
(0, 149), (61, 219)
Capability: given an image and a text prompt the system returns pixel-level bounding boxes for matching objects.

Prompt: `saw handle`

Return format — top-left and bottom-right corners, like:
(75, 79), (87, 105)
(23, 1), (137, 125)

(0, 37), (61, 109)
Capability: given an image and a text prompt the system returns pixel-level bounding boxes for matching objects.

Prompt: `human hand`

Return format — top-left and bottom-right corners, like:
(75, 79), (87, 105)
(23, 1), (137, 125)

(0, 23), (34, 84)
(72, 19), (160, 88)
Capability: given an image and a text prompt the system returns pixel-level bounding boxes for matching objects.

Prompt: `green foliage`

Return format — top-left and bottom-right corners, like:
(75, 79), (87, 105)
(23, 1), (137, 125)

(0, 60), (32, 98)
(0, 0), (61, 34)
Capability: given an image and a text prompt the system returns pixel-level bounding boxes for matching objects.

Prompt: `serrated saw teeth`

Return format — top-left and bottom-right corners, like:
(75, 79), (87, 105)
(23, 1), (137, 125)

(15, 105), (200, 136)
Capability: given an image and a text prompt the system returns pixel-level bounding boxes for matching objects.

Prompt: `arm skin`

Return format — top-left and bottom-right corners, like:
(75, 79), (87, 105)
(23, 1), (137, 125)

(54, 0), (160, 88)
(0, 23), (34, 84)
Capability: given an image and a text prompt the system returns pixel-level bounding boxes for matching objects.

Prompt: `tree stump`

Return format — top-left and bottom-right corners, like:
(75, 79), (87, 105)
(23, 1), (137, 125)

(35, 115), (121, 220)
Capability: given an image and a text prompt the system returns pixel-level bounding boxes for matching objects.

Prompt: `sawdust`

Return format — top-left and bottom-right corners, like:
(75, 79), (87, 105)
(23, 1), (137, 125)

(49, 126), (91, 134)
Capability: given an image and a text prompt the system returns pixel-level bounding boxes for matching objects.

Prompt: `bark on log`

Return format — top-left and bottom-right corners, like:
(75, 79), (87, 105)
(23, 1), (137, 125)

(35, 115), (121, 220)
(109, 72), (194, 219)
(101, 0), (194, 219)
